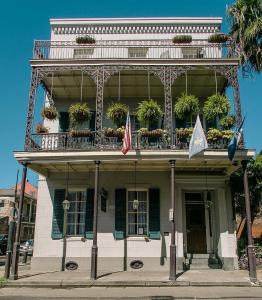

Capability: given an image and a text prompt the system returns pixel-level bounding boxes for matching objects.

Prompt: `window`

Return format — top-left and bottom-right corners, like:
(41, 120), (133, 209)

(130, 115), (140, 131)
(67, 191), (86, 236)
(127, 190), (148, 236)
(0, 200), (4, 208)
(128, 47), (148, 58)
(74, 48), (94, 59)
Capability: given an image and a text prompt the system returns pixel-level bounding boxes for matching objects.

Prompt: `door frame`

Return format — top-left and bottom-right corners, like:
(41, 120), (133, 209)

(182, 190), (214, 254)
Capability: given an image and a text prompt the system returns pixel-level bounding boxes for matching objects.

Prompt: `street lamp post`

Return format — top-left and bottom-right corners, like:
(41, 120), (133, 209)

(61, 199), (70, 272)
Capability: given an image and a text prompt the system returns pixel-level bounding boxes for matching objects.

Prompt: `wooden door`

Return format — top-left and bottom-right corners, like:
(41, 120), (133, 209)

(186, 203), (207, 253)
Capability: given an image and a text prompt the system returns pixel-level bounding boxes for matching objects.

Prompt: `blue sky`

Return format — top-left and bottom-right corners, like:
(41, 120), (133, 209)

(0, 0), (261, 187)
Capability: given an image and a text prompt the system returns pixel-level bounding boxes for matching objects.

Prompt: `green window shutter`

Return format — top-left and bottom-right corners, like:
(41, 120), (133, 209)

(114, 189), (126, 240)
(51, 189), (65, 240)
(85, 189), (94, 239)
(89, 111), (96, 131)
(59, 112), (69, 132)
(149, 188), (160, 240)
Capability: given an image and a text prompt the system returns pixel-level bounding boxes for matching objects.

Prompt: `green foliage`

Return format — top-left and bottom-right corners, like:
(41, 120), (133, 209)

(172, 35), (192, 44)
(231, 154), (262, 218)
(41, 106), (58, 121)
(203, 94), (230, 121)
(174, 93), (199, 120)
(106, 102), (128, 128)
(0, 277), (6, 287)
(76, 35), (96, 44)
(221, 129), (235, 140)
(136, 99), (163, 128)
(207, 128), (222, 141)
(220, 115), (236, 129)
(35, 123), (48, 134)
(138, 128), (167, 138)
(68, 103), (92, 127)
(175, 127), (193, 139)
(103, 127), (125, 138)
(70, 129), (93, 137)
(208, 33), (229, 43)
(228, 0), (262, 74)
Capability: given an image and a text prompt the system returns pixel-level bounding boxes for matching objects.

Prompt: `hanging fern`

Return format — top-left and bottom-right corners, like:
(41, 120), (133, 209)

(174, 93), (199, 120)
(41, 106), (58, 121)
(220, 115), (236, 129)
(106, 102), (128, 128)
(68, 103), (92, 127)
(136, 99), (163, 128)
(203, 94), (230, 121)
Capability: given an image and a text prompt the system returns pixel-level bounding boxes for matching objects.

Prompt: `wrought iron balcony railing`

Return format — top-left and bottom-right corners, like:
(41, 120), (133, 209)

(27, 132), (232, 152)
(33, 40), (236, 61)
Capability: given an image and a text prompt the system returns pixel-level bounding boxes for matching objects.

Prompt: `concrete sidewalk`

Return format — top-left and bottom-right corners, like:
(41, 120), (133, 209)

(1, 269), (262, 288)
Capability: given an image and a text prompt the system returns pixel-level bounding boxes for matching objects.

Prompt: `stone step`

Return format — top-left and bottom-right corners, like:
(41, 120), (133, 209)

(186, 253), (210, 259)
(189, 264), (211, 270)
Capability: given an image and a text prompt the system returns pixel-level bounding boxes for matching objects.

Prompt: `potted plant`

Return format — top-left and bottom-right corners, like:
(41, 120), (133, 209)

(172, 35), (192, 44)
(41, 106), (58, 121)
(203, 94), (230, 122)
(174, 93), (199, 127)
(220, 115), (236, 129)
(175, 127), (193, 143)
(106, 102), (128, 128)
(70, 129), (93, 138)
(103, 127), (125, 139)
(76, 35), (96, 44)
(208, 33), (228, 43)
(138, 128), (166, 138)
(136, 99), (163, 129)
(36, 123), (48, 134)
(68, 103), (92, 127)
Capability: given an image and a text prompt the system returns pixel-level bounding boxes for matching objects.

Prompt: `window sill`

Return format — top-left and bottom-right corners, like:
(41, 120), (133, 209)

(126, 236), (150, 241)
(65, 236), (86, 242)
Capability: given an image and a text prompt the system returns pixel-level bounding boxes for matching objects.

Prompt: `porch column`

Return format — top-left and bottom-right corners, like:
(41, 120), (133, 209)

(10, 163), (28, 280)
(164, 68), (173, 144)
(90, 160), (100, 280)
(242, 160), (257, 283)
(24, 68), (39, 151)
(169, 160), (176, 280)
(95, 68), (104, 146)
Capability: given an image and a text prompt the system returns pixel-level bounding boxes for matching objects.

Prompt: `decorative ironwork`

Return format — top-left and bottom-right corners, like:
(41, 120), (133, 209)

(95, 68), (104, 145)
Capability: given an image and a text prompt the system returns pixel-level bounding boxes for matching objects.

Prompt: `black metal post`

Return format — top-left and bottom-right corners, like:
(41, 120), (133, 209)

(90, 161), (100, 280)
(10, 163), (27, 280)
(61, 208), (68, 271)
(242, 160), (257, 283)
(169, 160), (176, 280)
(4, 221), (16, 278)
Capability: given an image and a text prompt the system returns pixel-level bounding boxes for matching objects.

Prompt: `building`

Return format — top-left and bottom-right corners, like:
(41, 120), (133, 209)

(14, 17), (255, 275)
(0, 181), (37, 240)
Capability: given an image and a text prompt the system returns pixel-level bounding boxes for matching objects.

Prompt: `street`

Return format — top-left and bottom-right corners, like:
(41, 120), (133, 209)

(0, 286), (262, 300)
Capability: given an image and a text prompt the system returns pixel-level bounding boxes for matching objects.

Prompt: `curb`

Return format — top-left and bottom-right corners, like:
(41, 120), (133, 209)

(3, 280), (261, 288)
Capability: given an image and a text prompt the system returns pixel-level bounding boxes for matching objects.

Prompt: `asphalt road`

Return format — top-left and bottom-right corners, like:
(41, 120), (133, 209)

(0, 287), (262, 300)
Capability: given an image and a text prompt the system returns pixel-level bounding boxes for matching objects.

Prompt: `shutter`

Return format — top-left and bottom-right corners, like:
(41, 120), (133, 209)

(149, 188), (160, 240)
(51, 189), (65, 240)
(59, 112), (69, 132)
(114, 189), (126, 240)
(85, 189), (94, 239)
(89, 110), (96, 131)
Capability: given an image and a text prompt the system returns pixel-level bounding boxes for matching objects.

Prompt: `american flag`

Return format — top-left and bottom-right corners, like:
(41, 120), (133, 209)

(122, 112), (132, 155)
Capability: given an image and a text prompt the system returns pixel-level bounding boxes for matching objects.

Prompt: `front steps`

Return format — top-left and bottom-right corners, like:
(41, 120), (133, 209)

(185, 253), (221, 270)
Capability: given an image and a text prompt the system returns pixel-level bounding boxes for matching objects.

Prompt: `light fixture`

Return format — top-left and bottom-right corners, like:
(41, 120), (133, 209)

(133, 161), (139, 210)
(62, 199), (70, 211)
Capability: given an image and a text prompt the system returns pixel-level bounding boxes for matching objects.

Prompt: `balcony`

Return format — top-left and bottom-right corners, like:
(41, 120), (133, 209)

(27, 131), (235, 152)
(33, 40), (236, 61)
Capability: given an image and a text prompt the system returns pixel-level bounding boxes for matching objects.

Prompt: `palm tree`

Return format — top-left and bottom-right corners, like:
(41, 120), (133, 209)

(228, 0), (262, 75)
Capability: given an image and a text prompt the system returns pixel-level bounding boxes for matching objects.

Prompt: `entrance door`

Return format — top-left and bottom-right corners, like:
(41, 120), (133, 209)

(185, 193), (207, 253)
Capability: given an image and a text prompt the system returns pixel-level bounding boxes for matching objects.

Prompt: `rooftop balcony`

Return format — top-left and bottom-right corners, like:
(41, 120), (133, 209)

(33, 40), (236, 62)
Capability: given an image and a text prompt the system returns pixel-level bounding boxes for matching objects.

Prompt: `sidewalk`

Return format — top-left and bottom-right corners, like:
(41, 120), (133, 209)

(1, 269), (262, 288)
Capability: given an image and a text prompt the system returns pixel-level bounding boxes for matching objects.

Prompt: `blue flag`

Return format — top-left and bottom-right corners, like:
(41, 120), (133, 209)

(189, 115), (208, 159)
(228, 116), (245, 161)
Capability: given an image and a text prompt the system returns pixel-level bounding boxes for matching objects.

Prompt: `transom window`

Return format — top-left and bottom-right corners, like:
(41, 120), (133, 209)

(127, 190), (148, 236)
(67, 191), (86, 236)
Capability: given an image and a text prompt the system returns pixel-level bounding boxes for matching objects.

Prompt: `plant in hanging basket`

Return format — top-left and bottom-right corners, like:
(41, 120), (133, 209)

(68, 103), (92, 127)
(76, 35), (96, 44)
(136, 99), (163, 129)
(35, 123), (48, 134)
(220, 115), (236, 129)
(103, 127), (125, 138)
(174, 93), (199, 125)
(106, 102), (129, 128)
(208, 33), (228, 43)
(172, 35), (192, 44)
(41, 106), (58, 121)
(203, 94), (230, 121)
(70, 129), (93, 138)
(207, 128), (223, 141)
